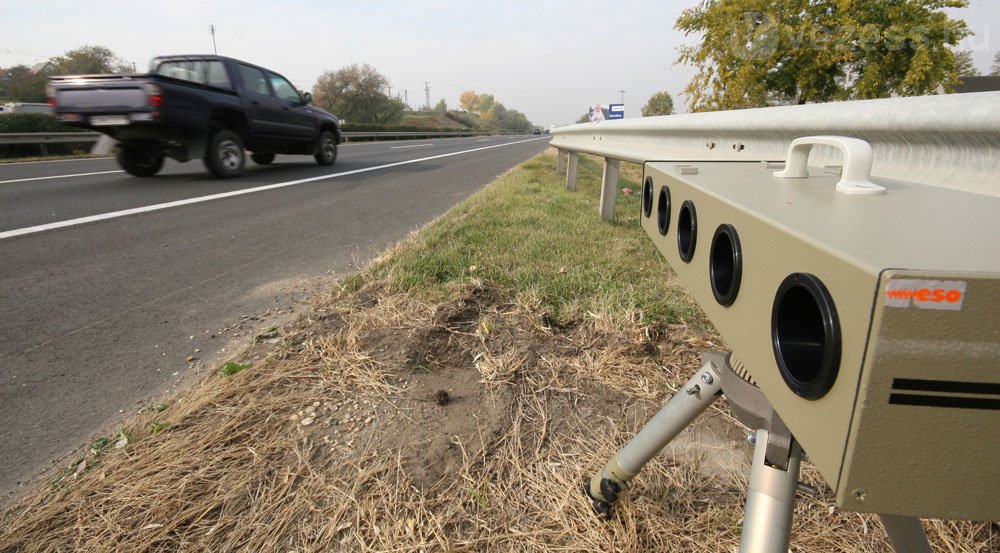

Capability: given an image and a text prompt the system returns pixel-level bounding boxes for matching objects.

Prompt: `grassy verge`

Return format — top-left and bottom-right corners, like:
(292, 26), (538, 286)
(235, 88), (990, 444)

(343, 152), (705, 328)
(0, 150), (994, 552)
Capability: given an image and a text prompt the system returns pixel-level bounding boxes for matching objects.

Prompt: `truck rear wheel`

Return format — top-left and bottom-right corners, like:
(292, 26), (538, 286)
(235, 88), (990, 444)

(314, 131), (337, 166)
(204, 130), (245, 178)
(117, 146), (164, 177)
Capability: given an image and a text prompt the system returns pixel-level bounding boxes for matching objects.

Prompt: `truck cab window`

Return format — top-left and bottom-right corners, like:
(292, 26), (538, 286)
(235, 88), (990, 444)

(206, 61), (232, 89)
(157, 61), (206, 84)
(268, 73), (301, 103)
(238, 64), (270, 96)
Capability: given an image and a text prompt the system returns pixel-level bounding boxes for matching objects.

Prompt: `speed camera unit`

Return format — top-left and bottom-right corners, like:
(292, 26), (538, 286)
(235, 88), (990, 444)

(637, 142), (1000, 521)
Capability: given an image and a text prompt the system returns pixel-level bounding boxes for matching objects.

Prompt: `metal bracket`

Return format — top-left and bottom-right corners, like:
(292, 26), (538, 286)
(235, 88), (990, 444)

(718, 353), (794, 470)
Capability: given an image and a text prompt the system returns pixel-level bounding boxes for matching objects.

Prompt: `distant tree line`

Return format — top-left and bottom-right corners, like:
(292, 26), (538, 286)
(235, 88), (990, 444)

(1, 45), (132, 103)
(458, 90), (533, 132)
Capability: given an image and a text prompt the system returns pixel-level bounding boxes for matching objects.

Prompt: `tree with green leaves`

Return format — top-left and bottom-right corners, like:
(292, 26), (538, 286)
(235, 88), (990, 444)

(641, 91), (675, 116)
(991, 52), (1000, 76)
(477, 93), (496, 114)
(675, 0), (971, 111)
(0, 65), (48, 102)
(51, 45), (131, 75)
(434, 98), (447, 112)
(953, 50), (978, 77)
(312, 64), (404, 124)
(1, 44), (130, 102)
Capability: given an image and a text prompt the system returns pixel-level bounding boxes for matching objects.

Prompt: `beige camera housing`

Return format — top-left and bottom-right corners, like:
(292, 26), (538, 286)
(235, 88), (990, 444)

(639, 159), (1000, 521)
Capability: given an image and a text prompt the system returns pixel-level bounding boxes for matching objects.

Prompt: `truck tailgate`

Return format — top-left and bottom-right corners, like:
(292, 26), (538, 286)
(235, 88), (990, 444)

(57, 86), (147, 112)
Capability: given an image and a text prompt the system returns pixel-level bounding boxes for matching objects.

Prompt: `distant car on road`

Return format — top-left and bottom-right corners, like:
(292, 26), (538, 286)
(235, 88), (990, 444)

(47, 55), (341, 178)
(532, 128), (541, 135)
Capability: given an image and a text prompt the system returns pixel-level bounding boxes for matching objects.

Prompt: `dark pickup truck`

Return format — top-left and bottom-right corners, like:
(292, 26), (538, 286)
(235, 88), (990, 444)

(47, 55), (341, 178)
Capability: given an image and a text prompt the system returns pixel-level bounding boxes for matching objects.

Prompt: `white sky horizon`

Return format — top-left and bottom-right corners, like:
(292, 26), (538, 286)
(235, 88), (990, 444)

(1, 1), (997, 127)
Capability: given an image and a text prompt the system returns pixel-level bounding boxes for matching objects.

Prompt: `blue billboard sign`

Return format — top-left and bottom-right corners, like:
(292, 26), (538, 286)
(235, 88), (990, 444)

(608, 103), (625, 120)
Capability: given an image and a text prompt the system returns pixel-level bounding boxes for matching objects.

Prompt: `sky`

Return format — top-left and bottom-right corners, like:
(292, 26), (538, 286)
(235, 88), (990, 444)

(1, 0), (998, 128)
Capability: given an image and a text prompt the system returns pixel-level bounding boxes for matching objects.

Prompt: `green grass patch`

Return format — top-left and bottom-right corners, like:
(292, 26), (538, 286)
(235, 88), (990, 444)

(220, 362), (250, 376)
(344, 152), (707, 328)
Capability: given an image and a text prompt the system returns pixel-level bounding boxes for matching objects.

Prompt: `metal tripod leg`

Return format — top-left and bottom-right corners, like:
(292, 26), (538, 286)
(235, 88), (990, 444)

(879, 514), (932, 553)
(584, 355), (724, 517)
(738, 429), (802, 553)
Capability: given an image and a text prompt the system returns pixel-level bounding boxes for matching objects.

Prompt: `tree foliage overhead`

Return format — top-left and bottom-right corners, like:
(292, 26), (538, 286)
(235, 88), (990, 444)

(675, 0), (971, 111)
(311, 63), (405, 124)
(641, 91), (675, 116)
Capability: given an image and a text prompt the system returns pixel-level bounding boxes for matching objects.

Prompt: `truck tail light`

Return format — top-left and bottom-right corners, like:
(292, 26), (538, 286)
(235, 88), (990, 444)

(45, 83), (56, 109)
(144, 83), (162, 107)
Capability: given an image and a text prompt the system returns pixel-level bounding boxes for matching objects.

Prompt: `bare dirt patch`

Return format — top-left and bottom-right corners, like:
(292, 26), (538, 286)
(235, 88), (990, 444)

(1, 283), (994, 552)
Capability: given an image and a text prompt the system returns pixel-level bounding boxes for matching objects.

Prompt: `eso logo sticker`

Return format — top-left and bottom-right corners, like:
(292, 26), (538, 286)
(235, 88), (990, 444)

(884, 280), (966, 311)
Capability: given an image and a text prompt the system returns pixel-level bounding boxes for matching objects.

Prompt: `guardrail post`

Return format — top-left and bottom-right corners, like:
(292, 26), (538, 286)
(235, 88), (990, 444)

(599, 158), (621, 221)
(566, 152), (579, 191)
(556, 149), (566, 175)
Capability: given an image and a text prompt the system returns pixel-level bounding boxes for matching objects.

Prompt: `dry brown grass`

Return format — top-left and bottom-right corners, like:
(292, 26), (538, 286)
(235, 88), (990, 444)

(1, 279), (995, 552)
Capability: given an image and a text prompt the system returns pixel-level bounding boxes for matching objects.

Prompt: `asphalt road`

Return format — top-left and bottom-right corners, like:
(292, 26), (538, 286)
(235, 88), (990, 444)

(0, 135), (550, 503)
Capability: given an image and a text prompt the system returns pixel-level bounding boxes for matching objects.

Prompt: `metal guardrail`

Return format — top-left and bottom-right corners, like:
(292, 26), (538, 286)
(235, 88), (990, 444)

(0, 130), (520, 157)
(551, 92), (1000, 220)
(0, 132), (101, 145)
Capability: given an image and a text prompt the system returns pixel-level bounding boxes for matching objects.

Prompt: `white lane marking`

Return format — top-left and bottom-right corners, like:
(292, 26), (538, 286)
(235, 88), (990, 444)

(476, 138), (492, 142)
(390, 143), (434, 149)
(0, 170), (124, 185)
(0, 137), (547, 241)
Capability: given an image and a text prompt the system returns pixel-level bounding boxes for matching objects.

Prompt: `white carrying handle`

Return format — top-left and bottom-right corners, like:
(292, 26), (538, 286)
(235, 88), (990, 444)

(773, 135), (885, 195)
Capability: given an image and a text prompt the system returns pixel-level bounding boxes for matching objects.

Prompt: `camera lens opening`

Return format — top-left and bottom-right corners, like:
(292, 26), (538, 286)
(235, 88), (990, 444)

(771, 273), (841, 400)
(677, 200), (697, 262)
(657, 186), (671, 236)
(642, 177), (653, 218)
(710, 224), (742, 306)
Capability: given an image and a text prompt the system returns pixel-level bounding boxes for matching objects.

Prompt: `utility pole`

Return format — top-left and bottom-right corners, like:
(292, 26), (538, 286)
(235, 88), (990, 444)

(619, 90), (627, 104)
(404, 89), (409, 110)
(210, 25), (218, 54)
(424, 81), (431, 111)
